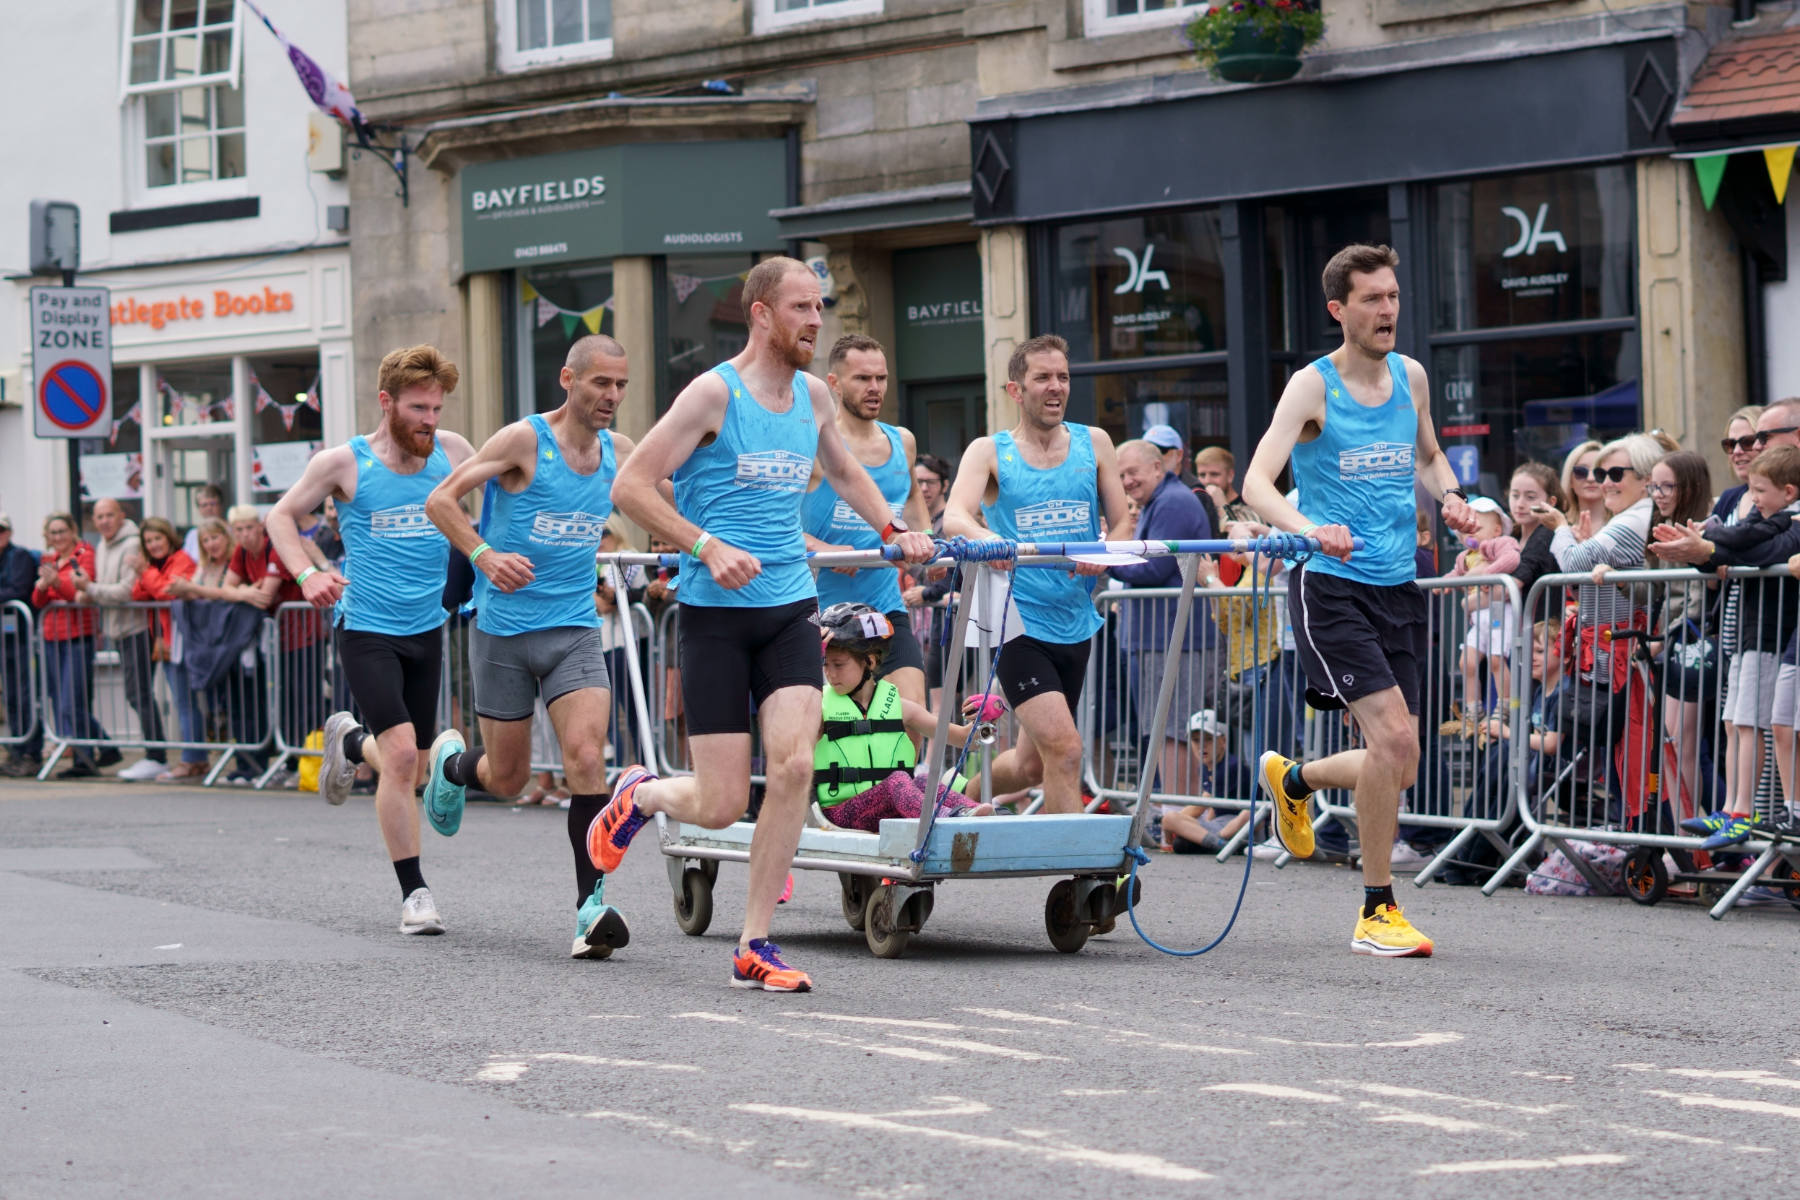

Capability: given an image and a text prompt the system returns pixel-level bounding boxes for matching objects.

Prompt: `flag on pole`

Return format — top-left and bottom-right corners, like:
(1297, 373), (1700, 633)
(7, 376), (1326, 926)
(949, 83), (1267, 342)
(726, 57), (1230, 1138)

(240, 0), (372, 138)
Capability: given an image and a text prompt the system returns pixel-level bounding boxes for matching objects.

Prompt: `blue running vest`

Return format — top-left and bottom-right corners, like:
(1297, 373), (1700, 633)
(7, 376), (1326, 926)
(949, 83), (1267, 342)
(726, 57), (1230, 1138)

(474, 414), (614, 635)
(802, 422), (908, 613)
(674, 363), (818, 608)
(337, 435), (452, 635)
(1290, 353), (1418, 587)
(981, 426), (1104, 645)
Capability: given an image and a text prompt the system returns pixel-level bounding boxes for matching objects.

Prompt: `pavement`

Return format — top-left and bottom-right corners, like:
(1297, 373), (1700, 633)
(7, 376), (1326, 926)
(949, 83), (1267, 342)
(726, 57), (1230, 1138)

(2, 778), (1797, 1200)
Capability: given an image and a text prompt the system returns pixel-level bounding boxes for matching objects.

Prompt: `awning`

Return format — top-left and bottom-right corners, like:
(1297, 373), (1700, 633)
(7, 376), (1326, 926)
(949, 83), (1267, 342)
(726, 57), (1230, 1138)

(770, 181), (971, 240)
(1669, 26), (1800, 208)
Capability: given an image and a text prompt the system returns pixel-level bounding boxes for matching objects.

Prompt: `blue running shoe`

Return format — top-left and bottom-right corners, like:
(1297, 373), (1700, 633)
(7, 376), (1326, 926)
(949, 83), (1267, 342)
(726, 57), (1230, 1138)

(424, 729), (467, 837)
(571, 881), (630, 959)
(1680, 810), (1738, 837)
(1700, 814), (1755, 851)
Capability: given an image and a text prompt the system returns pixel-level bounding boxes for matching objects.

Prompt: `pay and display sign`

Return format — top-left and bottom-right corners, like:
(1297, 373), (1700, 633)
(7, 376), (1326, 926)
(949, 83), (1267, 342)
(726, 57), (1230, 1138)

(31, 285), (112, 438)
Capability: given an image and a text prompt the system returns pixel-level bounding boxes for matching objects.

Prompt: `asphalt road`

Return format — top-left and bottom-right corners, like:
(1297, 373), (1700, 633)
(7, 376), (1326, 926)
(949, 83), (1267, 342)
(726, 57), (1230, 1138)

(3, 779), (1797, 1200)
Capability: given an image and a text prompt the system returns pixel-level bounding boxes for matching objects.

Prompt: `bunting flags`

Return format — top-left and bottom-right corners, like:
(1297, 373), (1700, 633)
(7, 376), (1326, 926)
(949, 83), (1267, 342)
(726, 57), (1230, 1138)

(241, 0), (372, 139)
(156, 376), (234, 424)
(1766, 145), (1795, 205)
(1684, 142), (1800, 210)
(107, 400), (143, 445)
(1693, 154), (1729, 210)
(522, 284), (614, 338)
(250, 371), (322, 432)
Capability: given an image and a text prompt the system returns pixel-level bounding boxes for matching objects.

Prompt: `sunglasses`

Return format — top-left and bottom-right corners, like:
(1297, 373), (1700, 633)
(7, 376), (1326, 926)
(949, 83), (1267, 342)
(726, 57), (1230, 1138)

(1754, 426), (1800, 446)
(1721, 435), (1758, 453)
(1593, 466), (1637, 483)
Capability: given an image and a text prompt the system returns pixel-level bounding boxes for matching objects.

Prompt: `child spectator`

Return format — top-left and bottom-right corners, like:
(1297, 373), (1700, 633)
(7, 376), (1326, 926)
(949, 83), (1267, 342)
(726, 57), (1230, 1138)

(1160, 709), (1254, 852)
(1441, 496), (1519, 739)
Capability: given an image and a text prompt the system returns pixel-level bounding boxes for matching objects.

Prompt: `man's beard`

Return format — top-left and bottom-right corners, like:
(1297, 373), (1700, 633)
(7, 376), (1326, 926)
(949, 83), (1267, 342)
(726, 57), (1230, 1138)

(774, 323), (814, 369)
(389, 412), (435, 456)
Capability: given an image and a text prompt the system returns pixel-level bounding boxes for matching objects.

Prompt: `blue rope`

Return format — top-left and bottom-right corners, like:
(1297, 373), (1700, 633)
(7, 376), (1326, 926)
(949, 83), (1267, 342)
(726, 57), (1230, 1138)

(1123, 542), (1313, 957)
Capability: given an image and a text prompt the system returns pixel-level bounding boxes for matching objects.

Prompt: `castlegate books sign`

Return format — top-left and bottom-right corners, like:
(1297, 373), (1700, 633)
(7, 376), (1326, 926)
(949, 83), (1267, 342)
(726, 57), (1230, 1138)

(460, 140), (788, 273)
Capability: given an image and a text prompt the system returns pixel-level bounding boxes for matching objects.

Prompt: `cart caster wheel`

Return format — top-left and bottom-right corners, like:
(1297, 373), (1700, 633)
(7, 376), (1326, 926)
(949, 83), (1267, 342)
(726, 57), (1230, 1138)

(673, 867), (713, 936)
(1622, 847), (1667, 906)
(1045, 879), (1089, 954)
(1771, 860), (1800, 912)
(839, 873), (870, 932)
(1697, 881), (1725, 907)
(864, 885), (911, 959)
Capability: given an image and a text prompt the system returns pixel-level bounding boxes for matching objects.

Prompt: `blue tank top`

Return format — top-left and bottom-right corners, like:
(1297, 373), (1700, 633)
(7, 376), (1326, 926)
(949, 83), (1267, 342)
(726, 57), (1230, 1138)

(674, 363), (818, 608)
(802, 422), (908, 614)
(981, 426), (1104, 645)
(1290, 353), (1418, 587)
(474, 414), (614, 636)
(336, 435), (452, 635)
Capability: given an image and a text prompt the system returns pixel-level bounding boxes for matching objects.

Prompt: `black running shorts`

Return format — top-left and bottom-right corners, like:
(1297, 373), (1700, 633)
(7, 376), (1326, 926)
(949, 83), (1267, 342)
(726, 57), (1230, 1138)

(678, 599), (822, 736)
(995, 634), (1089, 717)
(336, 626), (443, 745)
(1287, 562), (1429, 715)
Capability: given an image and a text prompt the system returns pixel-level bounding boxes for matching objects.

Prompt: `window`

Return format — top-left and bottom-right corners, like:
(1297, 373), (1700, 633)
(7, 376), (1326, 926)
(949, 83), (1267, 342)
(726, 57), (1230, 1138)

(497, 0), (613, 70)
(660, 255), (754, 411)
(753, 0), (883, 36)
(121, 1), (244, 193)
(1084, 0), (1207, 37)
(514, 264), (615, 418)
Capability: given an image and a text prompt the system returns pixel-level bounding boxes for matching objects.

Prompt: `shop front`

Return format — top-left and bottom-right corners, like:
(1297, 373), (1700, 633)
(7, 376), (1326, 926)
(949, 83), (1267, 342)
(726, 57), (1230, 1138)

(970, 36), (1740, 494)
(63, 248), (352, 530)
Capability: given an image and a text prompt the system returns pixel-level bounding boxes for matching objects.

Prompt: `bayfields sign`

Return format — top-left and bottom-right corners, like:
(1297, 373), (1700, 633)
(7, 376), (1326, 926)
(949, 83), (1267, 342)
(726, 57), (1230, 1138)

(460, 141), (787, 273)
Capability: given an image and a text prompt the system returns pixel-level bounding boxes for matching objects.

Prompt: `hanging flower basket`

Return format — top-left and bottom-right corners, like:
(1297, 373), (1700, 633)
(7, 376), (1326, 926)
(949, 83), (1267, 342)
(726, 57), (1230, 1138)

(1185, 1), (1325, 85)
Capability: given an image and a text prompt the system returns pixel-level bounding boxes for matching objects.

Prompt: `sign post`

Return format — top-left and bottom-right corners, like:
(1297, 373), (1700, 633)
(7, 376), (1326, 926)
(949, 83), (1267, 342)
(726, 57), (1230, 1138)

(30, 286), (112, 439)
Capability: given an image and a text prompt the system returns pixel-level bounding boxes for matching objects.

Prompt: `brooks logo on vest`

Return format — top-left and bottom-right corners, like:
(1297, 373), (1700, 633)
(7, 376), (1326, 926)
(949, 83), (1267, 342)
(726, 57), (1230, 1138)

(370, 504), (436, 539)
(1338, 442), (1414, 479)
(1017, 498), (1091, 534)
(735, 450), (812, 490)
(530, 510), (608, 545)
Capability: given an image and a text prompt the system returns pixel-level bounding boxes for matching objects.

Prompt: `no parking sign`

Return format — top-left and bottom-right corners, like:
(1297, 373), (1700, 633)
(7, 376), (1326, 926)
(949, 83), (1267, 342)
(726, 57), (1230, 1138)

(30, 285), (112, 438)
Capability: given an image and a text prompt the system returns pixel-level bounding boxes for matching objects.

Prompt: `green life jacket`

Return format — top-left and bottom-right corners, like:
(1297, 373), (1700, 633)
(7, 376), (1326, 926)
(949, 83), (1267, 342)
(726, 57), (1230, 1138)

(813, 679), (914, 807)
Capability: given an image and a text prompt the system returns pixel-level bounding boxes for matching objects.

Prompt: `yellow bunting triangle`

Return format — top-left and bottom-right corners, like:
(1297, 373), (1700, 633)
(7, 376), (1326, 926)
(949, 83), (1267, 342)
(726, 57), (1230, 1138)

(1693, 153), (1729, 211)
(520, 280), (538, 303)
(1765, 144), (1796, 204)
(581, 306), (605, 334)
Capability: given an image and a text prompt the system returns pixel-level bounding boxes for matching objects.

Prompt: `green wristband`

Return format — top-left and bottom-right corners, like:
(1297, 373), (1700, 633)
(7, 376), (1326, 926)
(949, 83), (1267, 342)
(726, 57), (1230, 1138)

(692, 532), (712, 558)
(1298, 523), (1319, 537)
(295, 566), (318, 586)
(470, 542), (492, 563)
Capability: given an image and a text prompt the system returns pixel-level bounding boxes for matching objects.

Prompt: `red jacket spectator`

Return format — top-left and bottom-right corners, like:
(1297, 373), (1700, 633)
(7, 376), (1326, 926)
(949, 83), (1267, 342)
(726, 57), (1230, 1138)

(31, 541), (97, 641)
(132, 548), (197, 643)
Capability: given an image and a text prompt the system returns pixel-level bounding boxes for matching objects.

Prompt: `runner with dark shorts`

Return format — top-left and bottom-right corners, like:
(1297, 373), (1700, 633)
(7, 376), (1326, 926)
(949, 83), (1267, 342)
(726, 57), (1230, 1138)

(593, 256), (936, 992)
(1241, 243), (1477, 958)
(801, 334), (932, 715)
(941, 333), (1130, 815)
(267, 345), (475, 936)
(419, 334), (638, 960)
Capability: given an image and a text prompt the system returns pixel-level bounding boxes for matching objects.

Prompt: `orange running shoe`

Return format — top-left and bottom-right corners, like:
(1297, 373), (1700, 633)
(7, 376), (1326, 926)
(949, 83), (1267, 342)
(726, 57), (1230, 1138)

(586, 765), (654, 873)
(731, 940), (813, 992)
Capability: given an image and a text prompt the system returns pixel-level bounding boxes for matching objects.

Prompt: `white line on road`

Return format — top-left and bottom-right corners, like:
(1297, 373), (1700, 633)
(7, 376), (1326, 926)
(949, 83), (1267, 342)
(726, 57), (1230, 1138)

(1152, 1040), (1254, 1056)
(1203, 1084), (1341, 1103)
(783, 1013), (966, 1031)
(1364, 1032), (1464, 1048)
(474, 1060), (528, 1082)
(733, 1103), (1211, 1182)
(533, 1052), (701, 1072)
(1320, 1080), (1569, 1114)
(1359, 1104), (1506, 1135)
(582, 1108), (755, 1155)
(1645, 1089), (1800, 1120)
(876, 1099), (993, 1119)
(672, 1011), (742, 1023)
(1417, 1154), (1627, 1176)
(890, 1035), (1067, 1062)
(760, 1023), (957, 1062)
(959, 1008), (1075, 1025)
(1654, 1068), (1800, 1091)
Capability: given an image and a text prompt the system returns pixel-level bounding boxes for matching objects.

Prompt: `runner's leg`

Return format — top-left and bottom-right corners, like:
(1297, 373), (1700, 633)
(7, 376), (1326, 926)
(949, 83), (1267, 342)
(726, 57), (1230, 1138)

(360, 727), (422, 863)
(1336, 685), (1418, 887)
(739, 683), (820, 949)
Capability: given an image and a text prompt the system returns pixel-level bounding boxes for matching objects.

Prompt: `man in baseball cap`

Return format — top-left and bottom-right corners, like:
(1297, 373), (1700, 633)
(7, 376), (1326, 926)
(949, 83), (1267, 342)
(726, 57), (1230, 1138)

(1141, 423), (1195, 487)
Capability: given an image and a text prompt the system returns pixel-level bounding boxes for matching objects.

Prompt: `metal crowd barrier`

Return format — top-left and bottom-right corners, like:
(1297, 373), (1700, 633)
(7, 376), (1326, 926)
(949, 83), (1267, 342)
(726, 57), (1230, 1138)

(264, 601), (335, 786)
(1483, 565), (1800, 917)
(1, 599), (40, 763)
(33, 600), (275, 785)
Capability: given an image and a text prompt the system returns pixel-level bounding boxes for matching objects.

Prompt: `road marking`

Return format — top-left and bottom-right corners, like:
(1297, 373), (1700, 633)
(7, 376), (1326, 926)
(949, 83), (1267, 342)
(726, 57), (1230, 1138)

(1063, 1088), (1133, 1096)
(1359, 1104), (1499, 1134)
(734, 1103), (1210, 1182)
(1655, 1068), (1800, 1092)
(474, 1060), (529, 1082)
(1364, 1032), (1463, 1048)
(890, 1035), (1066, 1062)
(876, 1099), (992, 1119)
(784, 1013), (965, 1031)
(1514, 1071), (1574, 1081)
(154, 943), (182, 950)
(1257, 1036), (1359, 1049)
(1417, 1154), (1627, 1176)
(533, 1052), (700, 1072)
(672, 1011), (742, 1023)
(761, 1023), (957, 1062)
(1321, 1080), (1569, 1115)
(959, 1008), (1075, 1025)
(583, 1109), (754, 1154)
(1645, 1089), (1800, 1120)
(1204, 1083), (1341, 1103)
(1153, 1040), (1254, 1056)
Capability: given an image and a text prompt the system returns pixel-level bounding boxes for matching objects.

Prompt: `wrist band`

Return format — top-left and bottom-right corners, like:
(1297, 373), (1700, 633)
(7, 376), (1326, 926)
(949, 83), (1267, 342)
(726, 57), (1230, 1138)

(470, 542), (492, 563)
(295, 566), (318, 586)
(881, 522), (900, 544)
(1298, 523), (1319, 537)
(692, 532), (712, 558)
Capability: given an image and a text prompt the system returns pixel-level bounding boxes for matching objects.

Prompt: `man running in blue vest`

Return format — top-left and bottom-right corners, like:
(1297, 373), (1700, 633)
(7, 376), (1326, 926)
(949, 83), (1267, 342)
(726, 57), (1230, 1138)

(941, 333), (1131, 815)
(1241, 243), (1477, 958)
(267, 345), (476, 936)
(416, 334), (638, 960)
(802, 334), (932, 714)
(596, 257), (936, 992)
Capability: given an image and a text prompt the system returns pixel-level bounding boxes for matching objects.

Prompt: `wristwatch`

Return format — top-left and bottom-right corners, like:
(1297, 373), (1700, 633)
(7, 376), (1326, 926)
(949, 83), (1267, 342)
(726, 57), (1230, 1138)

(1441, 487), (1468, 504)
(880, 519), (910, 544)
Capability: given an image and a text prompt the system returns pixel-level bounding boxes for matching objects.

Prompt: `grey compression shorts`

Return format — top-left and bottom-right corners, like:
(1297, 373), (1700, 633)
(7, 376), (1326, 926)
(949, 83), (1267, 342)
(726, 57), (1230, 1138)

(470, 625), (611, 722)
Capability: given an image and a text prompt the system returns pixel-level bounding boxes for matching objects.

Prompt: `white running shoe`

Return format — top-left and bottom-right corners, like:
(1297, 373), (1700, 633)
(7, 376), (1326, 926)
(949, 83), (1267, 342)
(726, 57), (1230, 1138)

(319, 711), (360, 806)
(399, 887), (444, 935)
(117, 758), (166, 781)
(1251, 837), (1286, 861)
(1387, 841), (1431, 871)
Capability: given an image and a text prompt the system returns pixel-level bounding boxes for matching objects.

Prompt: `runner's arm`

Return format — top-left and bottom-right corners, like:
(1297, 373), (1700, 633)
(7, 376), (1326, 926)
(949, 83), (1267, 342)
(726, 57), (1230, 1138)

(424, 421), (539, 593)
(942, 437), (996, 542)
(1240, 368), (1354, 558)
(1408, 357), (1476, 535)
(266, 446), (354, 601)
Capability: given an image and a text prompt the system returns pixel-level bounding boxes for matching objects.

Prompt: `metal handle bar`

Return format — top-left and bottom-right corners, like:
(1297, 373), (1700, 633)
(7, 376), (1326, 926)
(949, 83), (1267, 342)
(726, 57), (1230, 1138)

(596, 534), (1359, 571)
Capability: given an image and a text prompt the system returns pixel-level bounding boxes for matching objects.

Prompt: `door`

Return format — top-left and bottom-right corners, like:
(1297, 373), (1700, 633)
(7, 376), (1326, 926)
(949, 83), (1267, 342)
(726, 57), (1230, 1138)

(903, 377), (986, 472)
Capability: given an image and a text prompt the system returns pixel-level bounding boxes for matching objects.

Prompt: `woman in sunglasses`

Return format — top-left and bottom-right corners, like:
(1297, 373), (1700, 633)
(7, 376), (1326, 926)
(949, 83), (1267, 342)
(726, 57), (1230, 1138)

(1713, 405), (1763, 525)
(1559, 440), (1608, 532)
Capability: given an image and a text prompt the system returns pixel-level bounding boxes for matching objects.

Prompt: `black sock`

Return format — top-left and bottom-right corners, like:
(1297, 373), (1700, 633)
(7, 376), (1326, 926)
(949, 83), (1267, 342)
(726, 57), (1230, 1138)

(567, 792), (608, 908)
(394, 856), (427, 900)
(343, 728), (366, 764)
(1363, 883), (1395, 918)
(444, 748), (484, 788)
(1285, 762), (1314, 797)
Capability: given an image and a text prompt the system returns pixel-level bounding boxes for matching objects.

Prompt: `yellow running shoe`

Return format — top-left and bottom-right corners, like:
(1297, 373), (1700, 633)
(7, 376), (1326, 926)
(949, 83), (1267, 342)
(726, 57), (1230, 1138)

(1351, 904), (1434, 957)
(1257, 751), (1314, 859)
